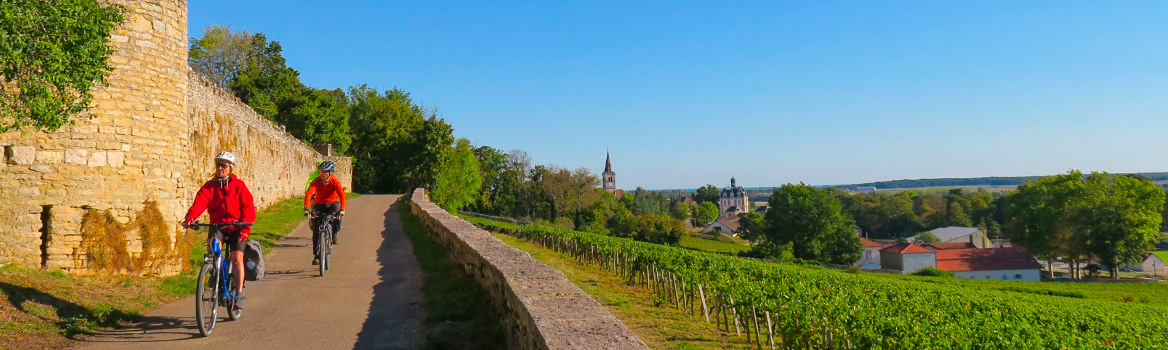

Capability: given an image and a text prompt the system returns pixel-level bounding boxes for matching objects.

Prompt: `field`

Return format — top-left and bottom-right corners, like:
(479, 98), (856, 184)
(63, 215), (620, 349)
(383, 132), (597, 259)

(467, 216), (1168, 350)
(871, 185), (1018, 194)
(678, 235), (751, 255)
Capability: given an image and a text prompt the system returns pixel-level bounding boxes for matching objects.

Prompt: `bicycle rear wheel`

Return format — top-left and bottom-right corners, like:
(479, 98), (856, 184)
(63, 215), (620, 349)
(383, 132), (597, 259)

(195, 262), (218, 336)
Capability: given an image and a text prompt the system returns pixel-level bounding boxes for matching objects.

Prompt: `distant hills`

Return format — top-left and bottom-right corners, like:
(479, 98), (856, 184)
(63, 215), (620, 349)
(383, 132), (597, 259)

(831, 172), (1168, 191)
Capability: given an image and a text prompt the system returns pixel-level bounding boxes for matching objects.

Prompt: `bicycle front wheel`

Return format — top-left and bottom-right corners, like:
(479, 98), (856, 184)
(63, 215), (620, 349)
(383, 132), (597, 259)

(318, 225), (328, 277)
(195, 262), (219, 337)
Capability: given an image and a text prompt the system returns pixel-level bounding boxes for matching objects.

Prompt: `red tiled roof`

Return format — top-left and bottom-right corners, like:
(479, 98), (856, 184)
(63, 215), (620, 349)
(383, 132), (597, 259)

(924, 242), (977, 250)
(860, 238), (886, 248)
(935, 247), (1042, 272)
(879, 243), (934, 254)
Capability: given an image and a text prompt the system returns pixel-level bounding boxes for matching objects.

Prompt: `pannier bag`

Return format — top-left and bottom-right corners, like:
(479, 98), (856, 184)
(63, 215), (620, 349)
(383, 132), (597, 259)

(244, 239), (265, 281)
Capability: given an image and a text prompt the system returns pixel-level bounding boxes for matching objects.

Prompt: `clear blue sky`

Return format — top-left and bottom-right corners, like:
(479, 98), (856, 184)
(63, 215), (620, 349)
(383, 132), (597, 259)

(190, 1), (1168, 190)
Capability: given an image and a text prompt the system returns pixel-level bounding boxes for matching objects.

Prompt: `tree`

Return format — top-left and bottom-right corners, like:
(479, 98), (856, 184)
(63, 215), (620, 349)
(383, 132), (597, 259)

(735, 212), (766, 243)
(1006, 171), (1088, 277)
(761, 183), (862, 265)
(693, 202), (719, 227)
(347, 85), (453, 193)
(694, 184), (721, 205)
(1, 0), (124, 132)
(431, 139), (482, 211)
(188, 25), (254, 90)
(275, 87), (351, 154)
(913, 231), (941, 243)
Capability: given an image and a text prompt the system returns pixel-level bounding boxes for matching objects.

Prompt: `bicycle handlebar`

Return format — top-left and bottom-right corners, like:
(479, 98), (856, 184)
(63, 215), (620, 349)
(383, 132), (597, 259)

(184, 221), (254, 230)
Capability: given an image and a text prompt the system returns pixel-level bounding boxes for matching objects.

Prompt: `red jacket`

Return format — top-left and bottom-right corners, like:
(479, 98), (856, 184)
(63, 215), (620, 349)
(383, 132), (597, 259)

(305, 175), (347, 210)
(185, 174), (257, 239)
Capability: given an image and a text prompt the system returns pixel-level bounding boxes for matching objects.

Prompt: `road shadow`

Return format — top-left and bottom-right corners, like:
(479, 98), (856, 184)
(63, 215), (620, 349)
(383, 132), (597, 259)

(75, 315), (200, 343)
(353, 200), (424, 350)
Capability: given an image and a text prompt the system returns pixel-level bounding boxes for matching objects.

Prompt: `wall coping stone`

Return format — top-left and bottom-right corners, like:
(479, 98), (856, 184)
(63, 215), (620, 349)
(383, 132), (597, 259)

(409, 188), (648, 350)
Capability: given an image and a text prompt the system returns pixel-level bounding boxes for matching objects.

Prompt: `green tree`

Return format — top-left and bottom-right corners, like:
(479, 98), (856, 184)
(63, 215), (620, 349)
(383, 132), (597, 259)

(913, 231), (941, 243)
(188, 25), (254, 90)
(761, 183), (862, 265)
(693, 202), (719, 227)
(1075, 173), (1165, 278)
(347, 85), (453, 193)
(694, 184), (721, 204)
(1, 0), (125, 132)
(1006, 171), (1088, 276)
(431, 138), (482, 211)
(735, 212), (767, 243)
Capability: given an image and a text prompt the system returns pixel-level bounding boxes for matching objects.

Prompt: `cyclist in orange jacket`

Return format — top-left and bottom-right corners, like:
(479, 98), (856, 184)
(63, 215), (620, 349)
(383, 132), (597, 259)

(305, 160), (346, 265)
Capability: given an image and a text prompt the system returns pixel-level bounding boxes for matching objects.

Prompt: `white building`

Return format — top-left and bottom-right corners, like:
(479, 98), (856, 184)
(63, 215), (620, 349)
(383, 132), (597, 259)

(917, 226), (992, 248)
(704, 215), (742, 236)
(936, 247), (1043, 282)
(1140, 253), (1168, 276)
(880, 243), (937, 274)
(857, 238), (887, 269)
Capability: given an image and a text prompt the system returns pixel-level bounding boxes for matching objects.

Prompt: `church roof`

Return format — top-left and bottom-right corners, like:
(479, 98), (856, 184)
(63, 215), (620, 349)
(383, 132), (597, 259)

(604, 152), (613, 173)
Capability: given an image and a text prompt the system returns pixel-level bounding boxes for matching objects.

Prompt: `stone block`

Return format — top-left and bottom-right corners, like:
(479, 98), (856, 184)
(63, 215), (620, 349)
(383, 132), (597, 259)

(65, 149), (88, 165)
(107, 152), (125, 168)
(89, 152), (107, 167)
(36, 150), (64, 164)
(30, 165), (52, 173)
(8, 146), (35, 165)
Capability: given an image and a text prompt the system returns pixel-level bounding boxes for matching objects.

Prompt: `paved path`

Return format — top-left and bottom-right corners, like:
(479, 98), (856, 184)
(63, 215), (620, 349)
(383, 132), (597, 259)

(71, 194), (425, 350)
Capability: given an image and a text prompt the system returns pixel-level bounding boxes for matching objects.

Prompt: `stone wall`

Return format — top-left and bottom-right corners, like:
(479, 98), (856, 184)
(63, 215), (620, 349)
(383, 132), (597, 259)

(0, 0), (351, 275)
(410, 188), (648, 350)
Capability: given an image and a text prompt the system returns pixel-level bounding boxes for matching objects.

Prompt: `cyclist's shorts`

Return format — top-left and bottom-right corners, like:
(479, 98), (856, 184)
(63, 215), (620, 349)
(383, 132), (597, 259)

(312, 202), (341, 215)
(210, 229), (246, 252)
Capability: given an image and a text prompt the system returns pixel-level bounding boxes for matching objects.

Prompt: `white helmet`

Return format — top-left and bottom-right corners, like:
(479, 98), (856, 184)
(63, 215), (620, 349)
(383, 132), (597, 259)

(214, 151), (237, 164)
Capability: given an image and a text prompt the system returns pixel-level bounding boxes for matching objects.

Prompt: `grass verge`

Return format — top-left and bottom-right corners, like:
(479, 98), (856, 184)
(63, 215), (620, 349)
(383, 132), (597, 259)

(0, 194), (314, 349)
(396, 195), (506, 349)
(492, 233), (753, 350)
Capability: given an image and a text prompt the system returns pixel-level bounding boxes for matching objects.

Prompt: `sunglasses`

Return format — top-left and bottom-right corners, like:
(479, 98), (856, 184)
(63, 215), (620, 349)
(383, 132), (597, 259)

(216, 163), (231, 168)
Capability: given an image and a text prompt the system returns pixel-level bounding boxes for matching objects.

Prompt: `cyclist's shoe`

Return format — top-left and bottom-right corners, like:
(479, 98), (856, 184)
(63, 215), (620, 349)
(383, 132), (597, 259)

(332, 233), (339, 245)
(312, 257), (320, 265)
(234, 293), (245, 310)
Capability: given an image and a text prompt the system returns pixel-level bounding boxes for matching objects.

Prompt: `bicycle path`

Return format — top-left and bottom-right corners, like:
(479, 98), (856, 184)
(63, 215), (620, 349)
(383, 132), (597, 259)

(70, 194), (425, 350)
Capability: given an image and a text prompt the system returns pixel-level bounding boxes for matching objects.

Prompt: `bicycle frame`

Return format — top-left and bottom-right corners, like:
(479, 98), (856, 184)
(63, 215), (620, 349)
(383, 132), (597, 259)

(206, 234), (235, 304)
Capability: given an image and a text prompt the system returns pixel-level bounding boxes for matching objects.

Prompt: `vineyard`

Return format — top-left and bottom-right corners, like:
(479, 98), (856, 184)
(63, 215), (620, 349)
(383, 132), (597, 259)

(462, 216), (1168, 350)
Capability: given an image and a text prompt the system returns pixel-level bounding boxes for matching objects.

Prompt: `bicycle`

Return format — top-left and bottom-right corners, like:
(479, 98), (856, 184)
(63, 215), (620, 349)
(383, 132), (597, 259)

(186, 221), (253, 337)
(312, 210), (336, 277)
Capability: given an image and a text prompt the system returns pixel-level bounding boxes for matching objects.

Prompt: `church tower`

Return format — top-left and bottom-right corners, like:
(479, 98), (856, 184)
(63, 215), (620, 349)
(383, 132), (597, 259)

(603, 152), (616, 193)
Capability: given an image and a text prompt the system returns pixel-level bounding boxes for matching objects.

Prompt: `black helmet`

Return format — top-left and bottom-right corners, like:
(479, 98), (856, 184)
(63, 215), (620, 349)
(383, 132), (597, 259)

(319, 160), (337, 172)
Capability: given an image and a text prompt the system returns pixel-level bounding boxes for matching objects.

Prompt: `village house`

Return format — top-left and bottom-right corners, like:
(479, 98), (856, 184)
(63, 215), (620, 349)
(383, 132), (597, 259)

(1139, 252), (1168, 276)
(857, 238), (886, 269)
(703, 215), (742, 236)
(880, 242), (1043, 281)
(719, 177), (749, 219)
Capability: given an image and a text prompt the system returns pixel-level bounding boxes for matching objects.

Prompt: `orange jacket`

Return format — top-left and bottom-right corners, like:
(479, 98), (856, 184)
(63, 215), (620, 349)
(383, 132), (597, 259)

(305, 175), (347, 210)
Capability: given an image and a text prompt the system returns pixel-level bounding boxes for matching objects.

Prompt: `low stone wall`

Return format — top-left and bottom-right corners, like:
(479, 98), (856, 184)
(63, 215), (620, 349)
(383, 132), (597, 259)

(410, 188), (648, 350)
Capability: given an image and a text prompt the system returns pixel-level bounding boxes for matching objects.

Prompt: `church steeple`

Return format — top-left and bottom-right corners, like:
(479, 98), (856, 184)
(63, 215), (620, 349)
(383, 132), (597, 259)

(603, 152), (616, 192)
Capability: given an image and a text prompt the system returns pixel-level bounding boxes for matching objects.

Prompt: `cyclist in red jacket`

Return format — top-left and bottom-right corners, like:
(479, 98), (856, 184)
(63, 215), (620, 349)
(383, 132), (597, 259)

(305, 160), (346, 265)
(182, 151), (256, 309)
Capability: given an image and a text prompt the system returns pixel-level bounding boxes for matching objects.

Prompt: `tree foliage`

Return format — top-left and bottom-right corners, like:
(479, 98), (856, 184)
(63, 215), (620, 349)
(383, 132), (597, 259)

(694, 184), (721, 205)
(0, 0), (124, 132)
(347, 85), (452, 193)
(1006, 171), (1165, 278)
(693, 202), (719, 227)
(762, 183), (862, 265)
(431, 138), (483, 211)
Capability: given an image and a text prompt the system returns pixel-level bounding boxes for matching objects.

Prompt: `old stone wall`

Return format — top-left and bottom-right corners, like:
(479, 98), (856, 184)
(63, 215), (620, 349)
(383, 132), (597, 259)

(409, 188), (648, 350)
(0, 0), (351, 275)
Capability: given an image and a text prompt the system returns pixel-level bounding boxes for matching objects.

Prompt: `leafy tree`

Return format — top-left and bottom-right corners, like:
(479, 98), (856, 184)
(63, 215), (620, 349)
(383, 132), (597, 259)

(735, 212), (766, 243)
(1, 0), (124, 132)
(1075, 173), (1165, 278)
(275, 87), (351, 154)
(913, 231), (941, 243)
(228, 33), (304, 119)
(188, 25), (254, 90)
(347, 85), (453, 193)
(431, 138), (482, 211)
(667, 200), (691, 220)
(761, 183), (862, 265)
(1006, 171), (1088, 276)
(470, 146), (520, 216)
(693, 202), (719, 227)
(694, 184), (721, 205)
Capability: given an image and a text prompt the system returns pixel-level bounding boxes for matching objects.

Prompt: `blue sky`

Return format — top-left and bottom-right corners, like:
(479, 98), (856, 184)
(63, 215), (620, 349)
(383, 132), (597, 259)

(190, 1), (1168, 190)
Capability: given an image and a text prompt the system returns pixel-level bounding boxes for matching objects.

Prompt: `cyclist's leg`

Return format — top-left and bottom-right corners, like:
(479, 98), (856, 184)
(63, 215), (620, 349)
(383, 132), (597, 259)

(226, 232), (245, 294)
(325, 202), (341, 243)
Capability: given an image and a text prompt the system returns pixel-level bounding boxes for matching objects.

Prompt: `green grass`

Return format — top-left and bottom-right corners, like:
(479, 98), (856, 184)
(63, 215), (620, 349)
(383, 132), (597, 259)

(493, 234), (753, 350)
(678, 235), (750, 254)
(397, 195), (506, 349)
